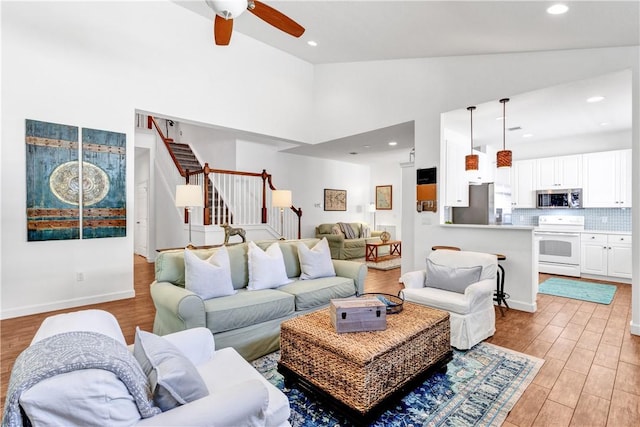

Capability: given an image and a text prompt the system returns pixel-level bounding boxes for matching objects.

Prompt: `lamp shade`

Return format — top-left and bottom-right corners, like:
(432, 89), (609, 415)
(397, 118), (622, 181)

(175, 184), (204, 207)
(272, 190), (292, 208)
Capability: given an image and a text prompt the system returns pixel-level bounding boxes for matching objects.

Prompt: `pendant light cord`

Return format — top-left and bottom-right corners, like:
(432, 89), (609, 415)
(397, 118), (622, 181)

(500, 98), (509, 150)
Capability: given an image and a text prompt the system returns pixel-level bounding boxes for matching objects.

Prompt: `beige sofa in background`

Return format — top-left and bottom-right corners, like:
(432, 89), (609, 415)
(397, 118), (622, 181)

(315, 222), (382, 260)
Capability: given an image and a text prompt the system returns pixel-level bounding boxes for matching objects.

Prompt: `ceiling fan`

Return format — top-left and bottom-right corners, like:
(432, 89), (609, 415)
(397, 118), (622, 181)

(205, 0), (305, 46)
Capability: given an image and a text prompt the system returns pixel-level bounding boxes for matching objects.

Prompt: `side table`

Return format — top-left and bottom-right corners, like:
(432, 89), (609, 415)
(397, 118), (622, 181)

(366, 240), (401, 263)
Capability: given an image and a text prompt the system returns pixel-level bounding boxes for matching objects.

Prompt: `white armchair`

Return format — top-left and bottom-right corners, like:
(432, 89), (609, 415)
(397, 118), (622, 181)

(400, 250), (497, 350)
(7, 309), (290, 427)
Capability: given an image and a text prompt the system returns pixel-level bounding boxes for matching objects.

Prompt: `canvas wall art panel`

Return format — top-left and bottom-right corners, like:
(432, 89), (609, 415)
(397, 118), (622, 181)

(25, 119), (80, 241)
(81, 127), (126, 239)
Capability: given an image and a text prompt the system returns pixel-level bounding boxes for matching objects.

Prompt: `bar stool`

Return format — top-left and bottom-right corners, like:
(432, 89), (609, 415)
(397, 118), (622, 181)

(494, 254), (509, 316)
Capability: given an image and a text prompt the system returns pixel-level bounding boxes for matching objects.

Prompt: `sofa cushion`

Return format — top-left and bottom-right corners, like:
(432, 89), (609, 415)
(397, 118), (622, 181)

(317, 223), (335, 235)
(278, 276), (356, 311)
(297, 238), (336, 280)
(184, 248), (236, 299)
(203, 289), (295, 334)
(134, 328), (209, 412)
(247, 242), (292, 290)
(426, 258), (482, 294)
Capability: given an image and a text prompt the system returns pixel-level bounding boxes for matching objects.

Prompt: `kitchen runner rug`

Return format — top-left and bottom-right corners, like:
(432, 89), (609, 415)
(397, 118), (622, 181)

(352, 257), (401, 270)
(252, 342), (543, 427)
(538, 277), (617, 304)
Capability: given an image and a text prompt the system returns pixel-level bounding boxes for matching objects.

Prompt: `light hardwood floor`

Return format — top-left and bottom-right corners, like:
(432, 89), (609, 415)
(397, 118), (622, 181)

(1, 256), (639, 425)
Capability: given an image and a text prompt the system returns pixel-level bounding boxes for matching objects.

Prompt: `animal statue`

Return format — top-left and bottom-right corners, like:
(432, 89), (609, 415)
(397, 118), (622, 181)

(222, 223), (246, 245)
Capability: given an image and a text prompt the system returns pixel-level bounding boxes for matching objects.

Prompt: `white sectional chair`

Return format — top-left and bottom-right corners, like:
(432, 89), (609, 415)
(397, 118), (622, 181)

(400, 250), (497, 350)
(6, 309), (290, 427)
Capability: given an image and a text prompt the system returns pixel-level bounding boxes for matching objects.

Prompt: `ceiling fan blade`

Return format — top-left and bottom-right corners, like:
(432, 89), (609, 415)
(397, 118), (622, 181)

(214, 15), (233, 45)
(248, 0), (305, 38)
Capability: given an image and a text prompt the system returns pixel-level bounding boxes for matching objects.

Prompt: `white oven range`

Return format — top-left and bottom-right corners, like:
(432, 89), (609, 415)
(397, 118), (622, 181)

(535, 215), (585, 277)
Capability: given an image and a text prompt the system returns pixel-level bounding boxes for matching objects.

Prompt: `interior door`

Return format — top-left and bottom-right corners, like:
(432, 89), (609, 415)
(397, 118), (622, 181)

(134, 182), (149, 257)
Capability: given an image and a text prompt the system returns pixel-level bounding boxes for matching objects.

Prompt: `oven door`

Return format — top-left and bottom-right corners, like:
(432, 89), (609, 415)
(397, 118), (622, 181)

(535, 231), (581, 276)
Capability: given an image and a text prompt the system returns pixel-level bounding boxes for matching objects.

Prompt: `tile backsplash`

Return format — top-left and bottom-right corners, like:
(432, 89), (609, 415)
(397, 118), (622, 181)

(512, 208), (631, 232)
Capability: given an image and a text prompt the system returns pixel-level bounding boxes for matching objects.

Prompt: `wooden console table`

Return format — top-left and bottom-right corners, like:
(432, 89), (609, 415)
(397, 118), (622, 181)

(366, 240), (401, 263)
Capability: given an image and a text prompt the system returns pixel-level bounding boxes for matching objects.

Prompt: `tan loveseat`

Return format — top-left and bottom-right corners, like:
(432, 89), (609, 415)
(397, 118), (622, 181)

(315, 222), (383, 260)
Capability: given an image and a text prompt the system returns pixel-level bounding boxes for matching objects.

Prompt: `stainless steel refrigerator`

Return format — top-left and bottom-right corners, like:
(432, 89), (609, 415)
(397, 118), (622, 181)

(452, 182), (512, 225)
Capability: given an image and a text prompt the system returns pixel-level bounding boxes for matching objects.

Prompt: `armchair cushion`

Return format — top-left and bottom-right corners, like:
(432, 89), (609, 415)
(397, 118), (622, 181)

(184, 247), (236, 299)
(133, 328), (209, 412)
(426, 258), (482, 294)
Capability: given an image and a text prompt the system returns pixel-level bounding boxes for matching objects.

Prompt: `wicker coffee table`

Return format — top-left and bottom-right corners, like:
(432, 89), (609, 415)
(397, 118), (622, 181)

(278, 302), (451, 422)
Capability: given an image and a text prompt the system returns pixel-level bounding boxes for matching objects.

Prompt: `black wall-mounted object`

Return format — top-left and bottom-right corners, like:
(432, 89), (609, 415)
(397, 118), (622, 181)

(417, 167), (437, 185)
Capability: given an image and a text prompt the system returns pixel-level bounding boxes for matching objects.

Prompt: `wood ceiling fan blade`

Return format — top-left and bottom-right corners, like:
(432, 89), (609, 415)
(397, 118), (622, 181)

(248, 0), (305, 38)
(214, 15), (233, 45)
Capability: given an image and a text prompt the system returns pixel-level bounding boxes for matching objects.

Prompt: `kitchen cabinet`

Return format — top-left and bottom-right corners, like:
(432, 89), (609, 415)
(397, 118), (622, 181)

(582, 149), (632, 208)
(536, 154), (582, 190)
(444, 138), (469, 207)
(581, 233), (632, 279)
(511, 159), (536, 208)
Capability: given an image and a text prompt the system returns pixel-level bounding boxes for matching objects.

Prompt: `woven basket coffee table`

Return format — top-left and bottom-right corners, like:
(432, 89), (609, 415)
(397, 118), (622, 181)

(278, 302), (452, 423)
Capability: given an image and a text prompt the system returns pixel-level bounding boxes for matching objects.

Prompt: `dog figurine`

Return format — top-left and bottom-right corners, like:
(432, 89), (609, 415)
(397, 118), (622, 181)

(222, 223), (246, 245)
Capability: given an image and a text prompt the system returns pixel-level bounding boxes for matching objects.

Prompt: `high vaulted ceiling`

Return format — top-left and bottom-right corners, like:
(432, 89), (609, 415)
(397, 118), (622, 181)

(174, 1), (639, 165)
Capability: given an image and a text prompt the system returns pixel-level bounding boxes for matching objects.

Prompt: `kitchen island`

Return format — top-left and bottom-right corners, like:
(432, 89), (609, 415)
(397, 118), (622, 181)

(414, 223), (538, 313)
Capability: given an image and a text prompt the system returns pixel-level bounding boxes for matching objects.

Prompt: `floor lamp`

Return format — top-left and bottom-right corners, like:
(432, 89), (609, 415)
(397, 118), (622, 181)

(175, 184), (203, 247)
(272, 190), (292, 239)
(368, 203), (377, 230)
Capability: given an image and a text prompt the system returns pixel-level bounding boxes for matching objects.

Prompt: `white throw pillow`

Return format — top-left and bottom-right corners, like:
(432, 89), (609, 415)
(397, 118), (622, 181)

(133, 328), (209, 412)
(297, 238), (336, 280)
(247, 241), (292, 290)
(361, 224), (371, 238)
(184, 247), (236, 299)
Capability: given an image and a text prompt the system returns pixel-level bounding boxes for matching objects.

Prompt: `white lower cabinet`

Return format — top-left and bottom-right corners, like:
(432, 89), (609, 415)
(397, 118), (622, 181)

(581, 233), (632, 279)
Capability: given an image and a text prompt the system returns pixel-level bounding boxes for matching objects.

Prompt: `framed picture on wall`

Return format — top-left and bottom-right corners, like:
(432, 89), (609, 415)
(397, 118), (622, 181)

(376, 185), (392, 210)
(324, 189), (346, 211)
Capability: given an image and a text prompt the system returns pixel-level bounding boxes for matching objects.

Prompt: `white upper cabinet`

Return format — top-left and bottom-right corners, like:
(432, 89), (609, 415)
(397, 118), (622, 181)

(510, 159), (536, 208)
(536, 154), (582, 189)
(582, 149), (632, 208)
(444, 138), (469, 207)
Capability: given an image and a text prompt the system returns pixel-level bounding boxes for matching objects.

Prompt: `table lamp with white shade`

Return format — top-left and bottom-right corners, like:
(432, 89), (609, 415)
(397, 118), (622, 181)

(175, 184), (204, 247)
(272, 190), (292, 239)
(368, 203), (376, 230)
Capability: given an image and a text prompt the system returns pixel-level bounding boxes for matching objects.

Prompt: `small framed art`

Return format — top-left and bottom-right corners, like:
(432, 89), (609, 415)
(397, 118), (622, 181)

(375, 185), (392, 210)
(324, 189), (346, 211)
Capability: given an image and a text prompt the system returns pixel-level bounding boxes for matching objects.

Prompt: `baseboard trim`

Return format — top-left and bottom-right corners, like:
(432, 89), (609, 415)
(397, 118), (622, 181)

(631, 321), (640, 336)
(0, 290), (135, 320)
(497, 299), (537, 313)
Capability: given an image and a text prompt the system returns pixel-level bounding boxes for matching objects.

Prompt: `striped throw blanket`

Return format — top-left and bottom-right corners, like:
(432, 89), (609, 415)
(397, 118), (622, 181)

(337, 222), (358, 239)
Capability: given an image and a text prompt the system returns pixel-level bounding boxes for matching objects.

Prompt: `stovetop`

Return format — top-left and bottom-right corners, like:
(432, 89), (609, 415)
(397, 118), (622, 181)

(536, 215), (585, 232)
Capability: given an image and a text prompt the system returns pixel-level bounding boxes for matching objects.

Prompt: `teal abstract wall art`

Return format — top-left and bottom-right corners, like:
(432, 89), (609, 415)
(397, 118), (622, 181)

(25, 119), (126, 241)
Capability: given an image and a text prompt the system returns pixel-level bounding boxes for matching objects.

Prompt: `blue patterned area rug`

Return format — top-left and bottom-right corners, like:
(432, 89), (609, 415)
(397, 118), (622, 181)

(538, 277), (617, 304)
(252, 342), (543, 427)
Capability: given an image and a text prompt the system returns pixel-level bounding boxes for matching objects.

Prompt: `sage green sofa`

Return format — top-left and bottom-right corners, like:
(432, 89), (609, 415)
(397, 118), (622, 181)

(315, 222), (383, 259)
(150, 238), (366, 361)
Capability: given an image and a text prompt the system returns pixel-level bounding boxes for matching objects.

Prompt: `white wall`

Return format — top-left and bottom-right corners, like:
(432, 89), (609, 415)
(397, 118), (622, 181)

(1, 1), (314, 318)
(512, 130), (632, 160)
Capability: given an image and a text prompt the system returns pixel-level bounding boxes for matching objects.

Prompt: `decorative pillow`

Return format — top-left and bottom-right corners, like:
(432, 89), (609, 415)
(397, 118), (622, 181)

(338, 222), (358, 239)
(297, 238), (336, 280)
(331, 225), (343, 236)
(361, 224), (371, 238)
(425, 258), (482, 294)
(247, 241), (293, 290)
(133, 328), (209, 412)
(184, 247), (235, 299)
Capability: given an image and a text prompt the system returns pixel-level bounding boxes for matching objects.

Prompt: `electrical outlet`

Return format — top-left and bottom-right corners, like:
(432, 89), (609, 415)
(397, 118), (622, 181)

(601, 217), (608, 224)
(76, 272), (84, 282)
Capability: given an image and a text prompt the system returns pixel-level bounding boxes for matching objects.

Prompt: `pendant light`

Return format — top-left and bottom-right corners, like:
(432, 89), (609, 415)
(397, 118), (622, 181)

(497, 98), (512, 168)
(464, 106), (478, 171)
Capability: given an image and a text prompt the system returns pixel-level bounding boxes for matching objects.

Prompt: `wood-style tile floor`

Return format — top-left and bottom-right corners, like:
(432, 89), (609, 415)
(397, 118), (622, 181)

(1, 258), (638, 426)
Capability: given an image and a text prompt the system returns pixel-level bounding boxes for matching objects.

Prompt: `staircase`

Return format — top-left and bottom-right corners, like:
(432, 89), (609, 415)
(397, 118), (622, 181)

(166, 140), (232, 225)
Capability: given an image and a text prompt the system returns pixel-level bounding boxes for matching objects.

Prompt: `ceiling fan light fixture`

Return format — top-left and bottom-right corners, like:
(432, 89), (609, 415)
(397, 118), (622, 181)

(496, 98), (512, 168)
(206, 0), (248, 19)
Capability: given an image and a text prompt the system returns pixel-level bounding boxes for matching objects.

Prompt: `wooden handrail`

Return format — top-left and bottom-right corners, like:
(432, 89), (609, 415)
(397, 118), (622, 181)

(147, 116), (185, 176)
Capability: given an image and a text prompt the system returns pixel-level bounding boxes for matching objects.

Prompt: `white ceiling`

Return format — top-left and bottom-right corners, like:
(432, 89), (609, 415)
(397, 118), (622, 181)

(173, 1), (639, 165)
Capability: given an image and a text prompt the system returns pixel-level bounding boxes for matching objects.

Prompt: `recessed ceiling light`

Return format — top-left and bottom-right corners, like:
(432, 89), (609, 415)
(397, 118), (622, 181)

(495, 117), (503, 121)
(547, 4), (569, 15)
(586, 96), (605, 103)
(388, 141), (397, 146)
(522, 133), (533, 138)
(363, 145), (370, 148)
(307, 40), (317, 47)
(600, 122), (610, 126)
(349, 151), (358, 155)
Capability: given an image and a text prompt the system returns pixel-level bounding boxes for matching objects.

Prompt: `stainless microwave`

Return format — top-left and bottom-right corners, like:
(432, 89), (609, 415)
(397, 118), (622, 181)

(536, 188), (582, 209)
